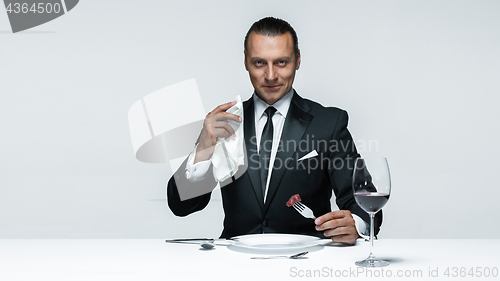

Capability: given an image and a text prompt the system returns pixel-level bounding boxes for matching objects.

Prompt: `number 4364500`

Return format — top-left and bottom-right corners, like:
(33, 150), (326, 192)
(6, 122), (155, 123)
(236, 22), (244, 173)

(6, 2), (62, 14)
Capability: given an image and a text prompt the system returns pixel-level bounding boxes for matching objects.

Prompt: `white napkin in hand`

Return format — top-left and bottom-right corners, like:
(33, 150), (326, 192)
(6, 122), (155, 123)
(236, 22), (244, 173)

(211, 95), (244, 182)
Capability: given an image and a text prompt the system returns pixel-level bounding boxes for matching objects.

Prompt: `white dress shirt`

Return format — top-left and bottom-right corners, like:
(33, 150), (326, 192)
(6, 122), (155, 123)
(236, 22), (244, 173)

(252, 89), (292, 202)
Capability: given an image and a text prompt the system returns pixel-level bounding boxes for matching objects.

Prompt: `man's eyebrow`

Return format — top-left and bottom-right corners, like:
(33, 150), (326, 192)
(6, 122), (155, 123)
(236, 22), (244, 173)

(250, 57), (292, 61)
(275, 57), (292, 61)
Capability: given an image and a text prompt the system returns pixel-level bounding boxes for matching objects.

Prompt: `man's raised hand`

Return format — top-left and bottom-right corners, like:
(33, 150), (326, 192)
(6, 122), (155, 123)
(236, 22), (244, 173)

(194, 101), (242, 164)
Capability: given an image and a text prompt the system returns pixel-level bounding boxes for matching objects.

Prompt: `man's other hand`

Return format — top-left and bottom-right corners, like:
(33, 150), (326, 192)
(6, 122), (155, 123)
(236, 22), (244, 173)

(195, 101), (242, 164)
(315, 210), (359, 245)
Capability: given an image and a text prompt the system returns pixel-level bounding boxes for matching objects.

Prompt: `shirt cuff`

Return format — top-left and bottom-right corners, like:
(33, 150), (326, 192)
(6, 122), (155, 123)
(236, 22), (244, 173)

(352, 214), (370, 240)
(185, 145), (211, 182)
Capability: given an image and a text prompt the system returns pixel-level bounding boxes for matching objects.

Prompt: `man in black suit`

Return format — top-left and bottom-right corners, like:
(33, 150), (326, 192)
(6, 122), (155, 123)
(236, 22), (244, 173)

(167, 17), (381, 245)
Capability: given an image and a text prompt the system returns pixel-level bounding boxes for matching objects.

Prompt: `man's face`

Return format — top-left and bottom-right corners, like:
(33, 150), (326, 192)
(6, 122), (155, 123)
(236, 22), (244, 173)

(245, 32), (301, 105)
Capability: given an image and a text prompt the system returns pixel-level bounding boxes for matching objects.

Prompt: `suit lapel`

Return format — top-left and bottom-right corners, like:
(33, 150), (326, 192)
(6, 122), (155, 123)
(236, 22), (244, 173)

(243, 98), (265, 211)
(264, 92), (313, 212)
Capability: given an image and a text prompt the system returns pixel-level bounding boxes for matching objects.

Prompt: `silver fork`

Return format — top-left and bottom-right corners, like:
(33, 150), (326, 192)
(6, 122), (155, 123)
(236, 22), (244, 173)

(251, 251), (308, 259)
(293, 201), (316, 219)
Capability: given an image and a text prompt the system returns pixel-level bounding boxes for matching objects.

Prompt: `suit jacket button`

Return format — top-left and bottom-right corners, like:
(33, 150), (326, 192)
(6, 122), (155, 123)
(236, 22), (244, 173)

(262, 220), (268, 227)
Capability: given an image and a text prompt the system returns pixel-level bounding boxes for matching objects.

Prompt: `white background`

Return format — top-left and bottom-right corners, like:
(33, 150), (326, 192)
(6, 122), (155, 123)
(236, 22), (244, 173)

(1, 0), (499, 239)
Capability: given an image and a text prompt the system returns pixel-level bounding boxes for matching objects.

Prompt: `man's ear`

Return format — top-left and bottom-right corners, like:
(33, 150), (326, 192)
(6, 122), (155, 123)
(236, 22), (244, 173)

(296, 49), (301, 70)
(244, 55), (249, 71)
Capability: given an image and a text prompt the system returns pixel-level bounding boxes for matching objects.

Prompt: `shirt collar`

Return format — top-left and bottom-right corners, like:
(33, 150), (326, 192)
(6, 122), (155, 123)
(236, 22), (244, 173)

(253, 88), (294, 120)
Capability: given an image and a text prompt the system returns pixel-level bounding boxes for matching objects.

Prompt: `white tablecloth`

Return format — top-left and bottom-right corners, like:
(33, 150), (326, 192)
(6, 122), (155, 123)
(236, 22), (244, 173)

(0, 239), (498, 280)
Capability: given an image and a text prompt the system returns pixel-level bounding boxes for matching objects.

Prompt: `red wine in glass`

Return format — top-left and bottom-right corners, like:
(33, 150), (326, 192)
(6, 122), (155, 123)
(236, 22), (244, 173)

(352, 157), (391, 267)
(354, 193), (390, 213)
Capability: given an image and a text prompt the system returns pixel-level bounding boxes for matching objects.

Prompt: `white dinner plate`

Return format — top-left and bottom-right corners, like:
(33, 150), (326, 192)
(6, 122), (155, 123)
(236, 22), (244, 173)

(227, 233), (328, 255)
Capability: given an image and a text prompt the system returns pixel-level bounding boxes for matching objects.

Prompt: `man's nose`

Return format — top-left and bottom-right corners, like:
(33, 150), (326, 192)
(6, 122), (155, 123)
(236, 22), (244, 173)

(265, 65), (277, 80)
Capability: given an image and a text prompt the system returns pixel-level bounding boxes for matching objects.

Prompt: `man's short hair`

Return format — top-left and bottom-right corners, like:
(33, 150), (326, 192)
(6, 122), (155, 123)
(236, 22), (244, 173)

(244, 17), (299, 60)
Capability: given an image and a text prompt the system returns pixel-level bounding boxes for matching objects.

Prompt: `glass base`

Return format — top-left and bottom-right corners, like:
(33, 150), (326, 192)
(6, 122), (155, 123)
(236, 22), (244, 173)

(355, 258), (389, 267)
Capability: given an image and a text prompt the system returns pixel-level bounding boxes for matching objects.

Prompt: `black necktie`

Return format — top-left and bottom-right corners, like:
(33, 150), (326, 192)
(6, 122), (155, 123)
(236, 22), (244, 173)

(259, 106), (277, 196)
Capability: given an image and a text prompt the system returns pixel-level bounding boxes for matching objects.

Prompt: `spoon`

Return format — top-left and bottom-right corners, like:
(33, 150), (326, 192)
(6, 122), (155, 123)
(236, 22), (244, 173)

(251, 251), (308, 259)
(200, 241), (215, 249)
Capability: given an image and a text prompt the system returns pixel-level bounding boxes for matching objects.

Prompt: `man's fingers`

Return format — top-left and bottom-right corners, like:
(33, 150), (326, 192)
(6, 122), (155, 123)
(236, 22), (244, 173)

(315, 210), (358, 245)
(322, 226), (353, 237)
(208, 101), (241, 123)
(322, 225), (358, 245)
(209, 101), (237, 116)
(329, 234), (357, 245)
(202, 101), (240, 146)
(213, 112), (242, 123)
(315, 210), (355, 235)
(315, 218), (341, 231)
(315, 210), (351, 225)
(196, 101), (240, 160)
(212, 120), (236, 138)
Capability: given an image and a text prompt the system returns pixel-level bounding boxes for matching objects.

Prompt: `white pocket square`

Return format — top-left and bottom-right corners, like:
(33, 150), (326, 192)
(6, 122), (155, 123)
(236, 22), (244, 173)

(298, 150), (318, 161)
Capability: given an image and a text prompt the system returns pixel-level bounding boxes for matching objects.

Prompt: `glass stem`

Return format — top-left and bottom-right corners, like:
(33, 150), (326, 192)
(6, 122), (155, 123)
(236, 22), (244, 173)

(369, 212), (375, 260)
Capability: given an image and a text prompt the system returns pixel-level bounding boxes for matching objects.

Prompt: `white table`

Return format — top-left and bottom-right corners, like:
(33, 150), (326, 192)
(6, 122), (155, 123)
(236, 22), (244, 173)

(1, 239), (498, 280)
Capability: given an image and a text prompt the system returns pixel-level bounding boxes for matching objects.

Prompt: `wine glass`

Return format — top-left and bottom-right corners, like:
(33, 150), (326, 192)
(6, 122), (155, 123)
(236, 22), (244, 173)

(352, 157), (391, 267)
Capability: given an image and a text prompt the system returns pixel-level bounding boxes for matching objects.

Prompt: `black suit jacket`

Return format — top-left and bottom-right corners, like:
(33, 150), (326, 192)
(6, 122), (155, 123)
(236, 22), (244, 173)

(167, 91), (382, 238)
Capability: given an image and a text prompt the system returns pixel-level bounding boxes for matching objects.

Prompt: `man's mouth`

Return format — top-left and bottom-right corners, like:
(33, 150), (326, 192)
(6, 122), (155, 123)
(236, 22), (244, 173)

(263, 85), (281, 90)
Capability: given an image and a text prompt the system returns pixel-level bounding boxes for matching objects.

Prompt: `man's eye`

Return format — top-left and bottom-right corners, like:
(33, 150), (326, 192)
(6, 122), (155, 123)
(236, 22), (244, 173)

(255, 61), (264, 66)
(277, 60), (287, 66)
